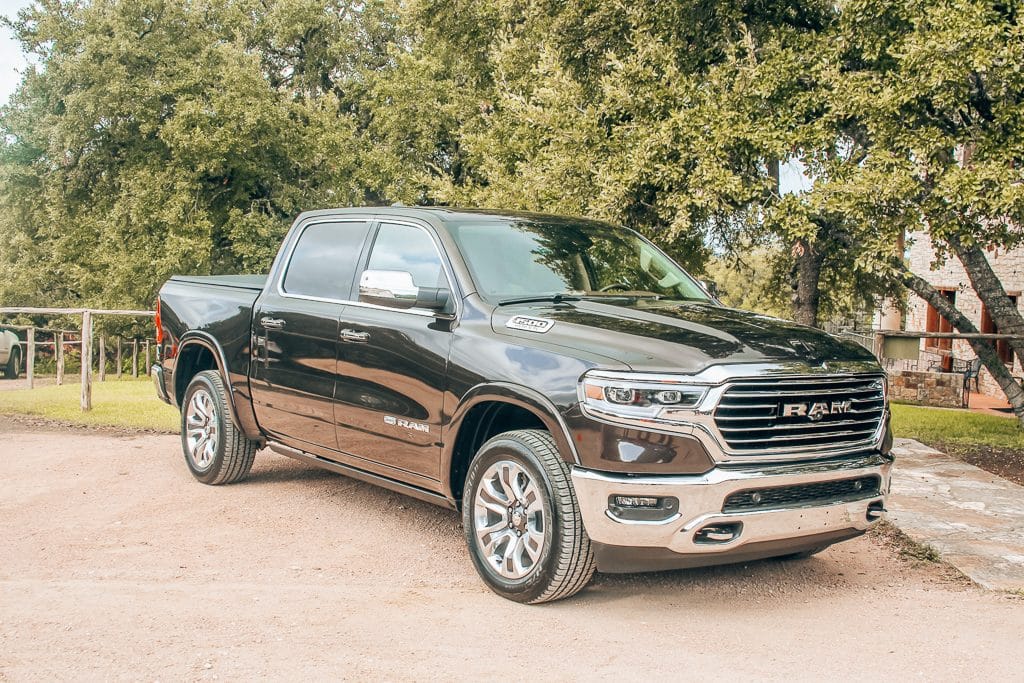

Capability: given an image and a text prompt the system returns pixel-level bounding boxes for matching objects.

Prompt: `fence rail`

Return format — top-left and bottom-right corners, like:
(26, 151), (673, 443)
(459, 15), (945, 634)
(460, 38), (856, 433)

(1, 307), (155, 411)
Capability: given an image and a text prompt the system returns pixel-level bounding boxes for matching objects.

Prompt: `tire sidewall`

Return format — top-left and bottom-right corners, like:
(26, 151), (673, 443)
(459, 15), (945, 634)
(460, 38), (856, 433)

(462, 435), (564, 603)
(5, 348), (20, 379)
(180, 372), (228, 484)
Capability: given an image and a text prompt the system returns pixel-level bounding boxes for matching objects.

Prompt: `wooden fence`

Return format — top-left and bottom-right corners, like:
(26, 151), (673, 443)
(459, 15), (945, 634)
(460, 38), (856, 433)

(0, 307), (155, 411)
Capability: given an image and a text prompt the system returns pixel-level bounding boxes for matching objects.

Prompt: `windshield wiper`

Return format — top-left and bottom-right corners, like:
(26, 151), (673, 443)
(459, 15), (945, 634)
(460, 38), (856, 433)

(496, 293), (582, 306)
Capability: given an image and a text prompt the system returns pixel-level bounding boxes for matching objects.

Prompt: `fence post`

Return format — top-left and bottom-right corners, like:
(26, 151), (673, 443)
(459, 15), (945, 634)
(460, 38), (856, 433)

(26, 327), (35, 389)
(116, 338), (122, 379)
(132, 339), (138, 378)
(81, 311), (93, 411)
(98, 335), (106, 382)
(56, 331), (64, 386)
(144, 340), (150, 376)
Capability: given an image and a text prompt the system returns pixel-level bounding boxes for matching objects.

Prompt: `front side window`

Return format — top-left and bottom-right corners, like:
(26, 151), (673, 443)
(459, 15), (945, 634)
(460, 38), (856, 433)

(282, 221), (371, 300)
(366, 223), (446, 289)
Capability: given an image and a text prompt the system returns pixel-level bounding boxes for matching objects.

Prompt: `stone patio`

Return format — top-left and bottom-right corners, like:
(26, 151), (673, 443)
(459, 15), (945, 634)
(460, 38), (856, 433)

(888, 437), (1024, 591)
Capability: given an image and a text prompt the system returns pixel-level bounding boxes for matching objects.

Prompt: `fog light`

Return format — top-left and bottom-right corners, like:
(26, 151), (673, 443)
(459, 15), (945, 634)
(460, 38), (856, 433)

(613, 495), (660, 508)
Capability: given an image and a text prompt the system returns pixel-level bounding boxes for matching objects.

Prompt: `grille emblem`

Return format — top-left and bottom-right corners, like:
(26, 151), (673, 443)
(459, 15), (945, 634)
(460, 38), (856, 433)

(781, 400), (853, 421)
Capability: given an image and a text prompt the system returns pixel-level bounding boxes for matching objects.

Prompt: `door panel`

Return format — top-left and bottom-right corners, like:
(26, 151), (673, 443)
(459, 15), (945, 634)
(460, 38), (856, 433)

(249, 218), (372, 450)
(333, 220), (454, 480)
(334, 305), (452, 479)
(250, 297), (342, 450)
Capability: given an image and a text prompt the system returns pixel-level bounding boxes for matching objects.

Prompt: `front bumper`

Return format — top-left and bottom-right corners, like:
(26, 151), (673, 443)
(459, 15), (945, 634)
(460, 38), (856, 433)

(152, 364), (171, 404)
(571, 453), (891, 572)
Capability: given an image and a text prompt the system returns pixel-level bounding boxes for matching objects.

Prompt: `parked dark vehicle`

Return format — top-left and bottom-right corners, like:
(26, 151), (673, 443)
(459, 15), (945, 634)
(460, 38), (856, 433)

(154, 207), (893, 603)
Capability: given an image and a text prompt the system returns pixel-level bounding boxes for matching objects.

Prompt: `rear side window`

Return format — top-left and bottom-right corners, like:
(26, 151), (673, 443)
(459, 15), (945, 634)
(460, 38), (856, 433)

(282, 221), (371, 300)
(366, 222), (446, 288)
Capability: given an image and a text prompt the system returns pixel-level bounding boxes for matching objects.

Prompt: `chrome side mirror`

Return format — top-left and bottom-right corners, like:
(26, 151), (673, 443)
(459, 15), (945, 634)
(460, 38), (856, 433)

(358, 269), (450, 312)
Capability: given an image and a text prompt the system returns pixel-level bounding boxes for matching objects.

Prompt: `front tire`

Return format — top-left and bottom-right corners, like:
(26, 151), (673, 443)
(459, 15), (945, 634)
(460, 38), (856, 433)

(4, 347), (20, 379)
(463, 429), (595, 604)
(180, 370), (257, 485)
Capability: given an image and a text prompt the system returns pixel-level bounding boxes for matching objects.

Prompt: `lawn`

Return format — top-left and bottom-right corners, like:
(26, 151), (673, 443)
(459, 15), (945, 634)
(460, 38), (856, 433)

(0, 378), (179, 432)
(890, 403), (1023, 450)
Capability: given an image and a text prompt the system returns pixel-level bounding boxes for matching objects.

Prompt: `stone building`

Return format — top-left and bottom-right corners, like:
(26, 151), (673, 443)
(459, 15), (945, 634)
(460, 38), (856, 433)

(904, 231), (1024, 398)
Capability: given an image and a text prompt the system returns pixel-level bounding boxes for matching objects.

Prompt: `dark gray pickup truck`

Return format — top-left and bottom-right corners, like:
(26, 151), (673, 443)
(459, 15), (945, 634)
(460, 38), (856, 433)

(154, 207), (892, 603)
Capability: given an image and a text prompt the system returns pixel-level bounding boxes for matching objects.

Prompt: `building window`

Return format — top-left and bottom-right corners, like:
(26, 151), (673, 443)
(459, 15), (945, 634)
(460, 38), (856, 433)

(924, 289), (956, 371)
(980, 294), (1019, 364)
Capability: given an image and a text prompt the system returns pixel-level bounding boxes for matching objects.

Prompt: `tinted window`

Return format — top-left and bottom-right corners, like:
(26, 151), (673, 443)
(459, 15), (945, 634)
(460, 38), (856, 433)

(283, 221), (371, 299)
(366, 223), (445, 288)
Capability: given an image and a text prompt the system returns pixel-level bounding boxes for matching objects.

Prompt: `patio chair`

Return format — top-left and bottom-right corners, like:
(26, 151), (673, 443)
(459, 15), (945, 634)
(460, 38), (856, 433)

(964, 357), (982, 392)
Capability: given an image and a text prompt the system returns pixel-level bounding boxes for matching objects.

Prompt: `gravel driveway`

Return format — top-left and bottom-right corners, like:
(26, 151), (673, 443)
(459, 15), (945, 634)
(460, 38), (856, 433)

(1, 418), (1021, 680)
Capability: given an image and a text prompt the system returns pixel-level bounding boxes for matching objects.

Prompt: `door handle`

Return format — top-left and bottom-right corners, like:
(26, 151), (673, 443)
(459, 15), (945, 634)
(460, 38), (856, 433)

(339, 328), (370, 343)
(260, 317), (286, 330)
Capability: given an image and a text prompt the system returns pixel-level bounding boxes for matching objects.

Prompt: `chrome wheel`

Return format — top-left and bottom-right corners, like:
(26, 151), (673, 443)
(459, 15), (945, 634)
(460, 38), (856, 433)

(473, 459), (546, 580)
(185, 388), (219, 470)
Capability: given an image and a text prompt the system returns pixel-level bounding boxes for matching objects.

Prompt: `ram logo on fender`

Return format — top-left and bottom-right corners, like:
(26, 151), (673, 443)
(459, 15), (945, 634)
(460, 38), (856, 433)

(780, 400), (853, 422)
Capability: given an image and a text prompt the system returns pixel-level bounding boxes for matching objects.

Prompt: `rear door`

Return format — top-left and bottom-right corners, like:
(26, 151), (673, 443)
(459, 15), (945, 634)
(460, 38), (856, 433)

(334, 220), (456, 481)
(250, 218), (372, 450)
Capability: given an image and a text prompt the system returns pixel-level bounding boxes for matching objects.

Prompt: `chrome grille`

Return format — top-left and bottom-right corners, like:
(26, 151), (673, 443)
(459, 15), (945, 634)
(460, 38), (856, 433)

(713, 375), (885, 454)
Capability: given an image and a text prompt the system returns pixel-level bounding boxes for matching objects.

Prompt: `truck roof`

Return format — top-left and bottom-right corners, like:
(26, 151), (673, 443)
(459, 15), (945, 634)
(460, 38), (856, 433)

(294, 206), (611, 227)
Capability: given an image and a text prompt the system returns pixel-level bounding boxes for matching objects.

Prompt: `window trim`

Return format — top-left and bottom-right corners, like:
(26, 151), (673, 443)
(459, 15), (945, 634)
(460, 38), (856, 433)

(279, 218), (372, 301)
(276, 216), (460, 320)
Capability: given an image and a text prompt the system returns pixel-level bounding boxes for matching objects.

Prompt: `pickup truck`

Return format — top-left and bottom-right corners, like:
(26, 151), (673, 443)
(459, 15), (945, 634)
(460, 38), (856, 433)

(154, 207), (893, 604)
(1, 329), (21, 379)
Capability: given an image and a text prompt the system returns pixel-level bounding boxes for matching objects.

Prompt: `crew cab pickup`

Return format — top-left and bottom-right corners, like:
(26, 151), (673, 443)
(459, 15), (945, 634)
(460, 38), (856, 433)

(154, 207), (893, 603)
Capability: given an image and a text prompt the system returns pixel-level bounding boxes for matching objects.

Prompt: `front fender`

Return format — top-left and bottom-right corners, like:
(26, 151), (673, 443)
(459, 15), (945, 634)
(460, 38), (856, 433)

(441, 382), (581, 499)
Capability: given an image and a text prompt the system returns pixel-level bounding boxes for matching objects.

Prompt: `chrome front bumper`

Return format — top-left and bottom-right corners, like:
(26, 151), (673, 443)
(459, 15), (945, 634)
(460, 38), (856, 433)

(572, 454), (891, 566)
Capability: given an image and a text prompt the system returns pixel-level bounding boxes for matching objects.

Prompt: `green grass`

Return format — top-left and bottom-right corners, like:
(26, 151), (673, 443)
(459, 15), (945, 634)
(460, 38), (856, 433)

(891, 402), (1024, 450)
(0, 378), (179, 432)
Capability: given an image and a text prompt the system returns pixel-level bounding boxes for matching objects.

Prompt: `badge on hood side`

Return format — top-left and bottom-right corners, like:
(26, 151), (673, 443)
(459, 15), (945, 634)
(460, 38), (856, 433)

(506, 315), (555, 333)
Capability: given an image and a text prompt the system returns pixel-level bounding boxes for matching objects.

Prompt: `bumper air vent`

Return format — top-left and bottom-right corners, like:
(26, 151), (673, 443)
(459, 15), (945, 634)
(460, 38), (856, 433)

(722, 475), (882, 513)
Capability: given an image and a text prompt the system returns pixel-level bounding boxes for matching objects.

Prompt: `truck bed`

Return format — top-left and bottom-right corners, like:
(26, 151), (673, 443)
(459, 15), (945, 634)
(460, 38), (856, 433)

(168, 274), (267, 290)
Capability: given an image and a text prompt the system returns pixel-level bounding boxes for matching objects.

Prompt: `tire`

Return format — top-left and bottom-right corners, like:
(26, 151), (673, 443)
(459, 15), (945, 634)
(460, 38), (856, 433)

(462, 429), (596, 604)
(180, 370), (258, 485)
(3, 347), (20, 379)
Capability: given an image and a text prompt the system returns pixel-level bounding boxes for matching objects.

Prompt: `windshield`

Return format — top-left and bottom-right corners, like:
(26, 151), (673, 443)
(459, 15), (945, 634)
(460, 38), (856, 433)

(446, 218), (712, 304)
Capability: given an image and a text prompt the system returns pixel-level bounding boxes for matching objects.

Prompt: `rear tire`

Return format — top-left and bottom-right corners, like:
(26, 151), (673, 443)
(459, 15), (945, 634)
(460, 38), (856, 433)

(180, 370), (257, 485)
(3, 347), (20, 379)
(463, 429), (596, 604)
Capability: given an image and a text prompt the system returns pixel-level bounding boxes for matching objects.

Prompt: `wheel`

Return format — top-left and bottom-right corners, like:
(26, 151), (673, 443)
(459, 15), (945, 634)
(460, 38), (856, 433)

(180, 370), (258, 485)
(3, 347), (20, 379)
(462, 429), (596, 604)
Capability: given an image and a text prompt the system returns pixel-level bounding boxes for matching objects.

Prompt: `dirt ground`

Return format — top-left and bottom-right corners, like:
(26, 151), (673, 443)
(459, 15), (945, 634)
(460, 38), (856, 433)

(1, 419), (1021, 681)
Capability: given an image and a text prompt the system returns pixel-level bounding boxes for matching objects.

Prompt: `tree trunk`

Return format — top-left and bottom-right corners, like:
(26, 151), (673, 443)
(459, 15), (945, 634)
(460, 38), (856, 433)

(952, 238), (1024, 368)
(897, 262), (1024, 426)
(791, 237), (824, 327)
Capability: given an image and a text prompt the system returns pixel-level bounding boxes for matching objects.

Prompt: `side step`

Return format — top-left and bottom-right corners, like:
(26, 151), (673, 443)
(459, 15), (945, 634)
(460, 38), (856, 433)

(266, 441), (454, 509)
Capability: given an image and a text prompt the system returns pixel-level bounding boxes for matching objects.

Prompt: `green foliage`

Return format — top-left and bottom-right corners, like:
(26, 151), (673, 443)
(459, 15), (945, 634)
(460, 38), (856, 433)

(1, 0), (1022, 331)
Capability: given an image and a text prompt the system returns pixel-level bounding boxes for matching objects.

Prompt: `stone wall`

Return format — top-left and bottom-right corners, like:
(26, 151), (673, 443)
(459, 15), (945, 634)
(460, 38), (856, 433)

(905, 231), (1023, 399)
(887, 369), (965, 408)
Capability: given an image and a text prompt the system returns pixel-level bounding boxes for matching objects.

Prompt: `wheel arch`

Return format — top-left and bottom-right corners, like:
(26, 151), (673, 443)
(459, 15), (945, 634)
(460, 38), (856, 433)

(443, 383), (580, 507)
(172, 333), (244, 430)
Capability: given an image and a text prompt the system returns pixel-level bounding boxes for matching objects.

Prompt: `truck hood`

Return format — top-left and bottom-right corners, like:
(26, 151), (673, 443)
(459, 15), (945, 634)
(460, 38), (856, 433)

(491, 299), (876, 374)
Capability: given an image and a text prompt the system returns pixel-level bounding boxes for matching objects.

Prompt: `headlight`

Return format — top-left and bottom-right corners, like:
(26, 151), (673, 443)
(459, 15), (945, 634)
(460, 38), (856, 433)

(579, 371), (709, 422)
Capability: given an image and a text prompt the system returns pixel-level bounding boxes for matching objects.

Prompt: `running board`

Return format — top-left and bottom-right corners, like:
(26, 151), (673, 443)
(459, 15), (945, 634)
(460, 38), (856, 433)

(266, 441), (454, 509)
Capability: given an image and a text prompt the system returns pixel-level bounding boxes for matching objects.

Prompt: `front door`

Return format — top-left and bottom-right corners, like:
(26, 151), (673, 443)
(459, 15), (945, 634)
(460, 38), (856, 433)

(250, 219), (372, 451)
(334, 221), (455, 481)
